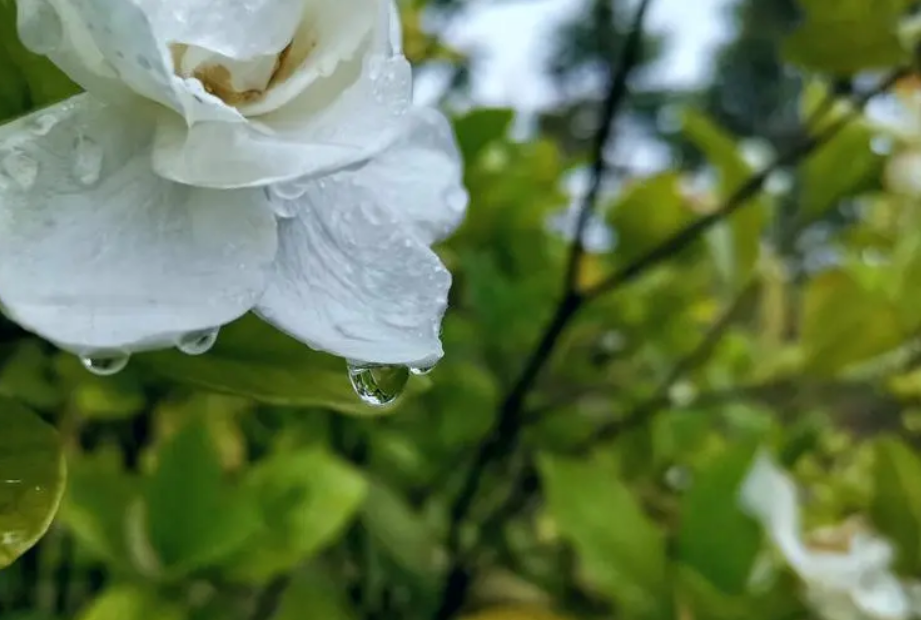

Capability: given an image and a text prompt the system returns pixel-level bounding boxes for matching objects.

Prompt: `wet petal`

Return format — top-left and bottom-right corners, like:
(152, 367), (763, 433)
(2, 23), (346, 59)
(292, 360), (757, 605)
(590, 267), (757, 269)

(40, 0), (242, 123)
(152, 51), (412, 188)
(0, 95), (277, 354)
(137, 0), (305, 59)
(256, 171), (452, 367)
(273, 107), (467, 244)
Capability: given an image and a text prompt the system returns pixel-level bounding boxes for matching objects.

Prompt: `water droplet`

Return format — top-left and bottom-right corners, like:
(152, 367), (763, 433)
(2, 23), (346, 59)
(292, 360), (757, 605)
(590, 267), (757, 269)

(79, 351), (130, 376)
(177, 327), (219, 355)
(410, 364), (434, 376)
(72, 135), (103, 186)
(1, 151), (38, 189)
(347, 362), (409, 406)
(17, 0), (63, 54)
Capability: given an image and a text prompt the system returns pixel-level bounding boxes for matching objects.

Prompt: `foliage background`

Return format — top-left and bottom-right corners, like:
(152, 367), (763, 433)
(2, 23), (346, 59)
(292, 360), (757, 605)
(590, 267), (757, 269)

(4, 0), (921, 619)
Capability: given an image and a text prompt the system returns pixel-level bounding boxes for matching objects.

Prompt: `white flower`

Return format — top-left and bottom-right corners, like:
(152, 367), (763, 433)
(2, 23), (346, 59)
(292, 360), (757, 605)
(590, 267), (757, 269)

(740, 453), (921, 620)
(1, 0), (467, 368)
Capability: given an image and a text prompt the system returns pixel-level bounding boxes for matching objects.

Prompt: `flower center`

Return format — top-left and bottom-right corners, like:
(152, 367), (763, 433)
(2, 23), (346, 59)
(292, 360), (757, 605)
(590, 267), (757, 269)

(170, 30), (317, 109)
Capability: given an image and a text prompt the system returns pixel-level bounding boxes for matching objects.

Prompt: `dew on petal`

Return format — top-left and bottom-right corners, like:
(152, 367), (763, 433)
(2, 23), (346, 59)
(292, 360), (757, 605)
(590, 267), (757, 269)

(409, 364), (435, 376)
(17, 0), (63, 55)
(1, 151), (39, 190)
(177, 327), (220, 355)
(72, 135), (104, 186)
(79, 351), (130, 376)
(347, 361), (409, 406)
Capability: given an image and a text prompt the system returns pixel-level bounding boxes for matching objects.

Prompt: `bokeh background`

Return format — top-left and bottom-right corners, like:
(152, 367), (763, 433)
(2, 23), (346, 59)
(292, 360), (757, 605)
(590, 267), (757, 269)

(4, 0), (921, 619)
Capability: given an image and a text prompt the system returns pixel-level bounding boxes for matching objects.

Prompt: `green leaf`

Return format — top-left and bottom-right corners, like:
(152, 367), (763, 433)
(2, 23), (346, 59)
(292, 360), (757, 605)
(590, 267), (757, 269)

(871, 436), (921, 573)
(145, 419), (259, 576)
(607, 172), (694, 264)
(77, 585), (185, 620)
(801, 269), (904, 374)
(677, 443), (760, 595)
(538, 453), (669, 617)
(783, 0), (910, 75)
(229, 448), (367, 582)
(675, 564), (751, 620)
(138, 315), (371, 415)
(681, 109), (766, 285)
(454, 108), (514, 164)
(799, 84), (882, 219)
(361, 480), (445, 578)
(61, 456), (138, 569)
(0, 398), (65, 568)
(272, 570), (357, 620)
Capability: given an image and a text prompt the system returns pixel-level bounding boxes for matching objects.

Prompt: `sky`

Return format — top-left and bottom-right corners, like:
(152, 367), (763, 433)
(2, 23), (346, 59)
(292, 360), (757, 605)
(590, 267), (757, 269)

(441, 0), (734, 110)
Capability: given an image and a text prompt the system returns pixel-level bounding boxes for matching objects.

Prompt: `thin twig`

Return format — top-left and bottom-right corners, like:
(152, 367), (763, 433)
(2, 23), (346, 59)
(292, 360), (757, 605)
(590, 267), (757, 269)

(583, 68), (909, 302)
(433, 2), (656, 618)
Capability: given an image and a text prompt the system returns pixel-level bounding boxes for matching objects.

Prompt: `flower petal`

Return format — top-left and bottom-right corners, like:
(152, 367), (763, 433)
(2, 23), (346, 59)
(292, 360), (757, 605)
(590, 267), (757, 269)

(255, 172), (452, 367)
(137, 0), (305, 59)
(152, 49), (412, 188)
(41, 0), (243, 123)
(273, 107), (467, 244)
(0, 95), (277, 354)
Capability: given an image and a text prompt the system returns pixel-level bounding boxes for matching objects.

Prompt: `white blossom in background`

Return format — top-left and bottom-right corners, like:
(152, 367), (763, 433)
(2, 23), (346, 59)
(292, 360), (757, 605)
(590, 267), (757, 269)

(1, 0), (467, 378)
(740, 453), (921, 620)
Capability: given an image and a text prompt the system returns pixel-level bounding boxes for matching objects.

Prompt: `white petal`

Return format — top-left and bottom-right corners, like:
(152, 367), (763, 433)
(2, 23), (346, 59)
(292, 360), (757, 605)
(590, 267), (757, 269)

(273, 107), (467, 244)
(852, 574), (911, 620)
(0, 95), (277, 354)
(740, 452), (811, 572)
(45, 0), (242, 123)
(137, 0), (305, 58)
(256, 174), (452, 367)
(152, 50), (413, 188)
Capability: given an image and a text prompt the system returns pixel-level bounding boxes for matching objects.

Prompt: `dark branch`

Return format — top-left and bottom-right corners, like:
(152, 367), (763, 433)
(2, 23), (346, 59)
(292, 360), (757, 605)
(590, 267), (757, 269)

(433, 2), (656, 618)
(583, 68), (909, 302)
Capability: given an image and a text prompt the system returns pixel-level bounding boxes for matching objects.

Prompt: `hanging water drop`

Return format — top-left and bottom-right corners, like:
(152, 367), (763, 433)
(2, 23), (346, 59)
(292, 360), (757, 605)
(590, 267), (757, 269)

(177, 327), (219, 355)
(347, 362), (409, 406)
(72, 135), (103, 186)
(79, 351), (130, 376)
(409, 364), (434, 376)
(17, 0), (63, 54)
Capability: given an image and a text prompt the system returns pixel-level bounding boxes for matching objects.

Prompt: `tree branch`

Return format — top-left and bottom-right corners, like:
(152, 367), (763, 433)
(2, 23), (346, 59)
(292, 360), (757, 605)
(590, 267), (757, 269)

(433, 2), (656, 618)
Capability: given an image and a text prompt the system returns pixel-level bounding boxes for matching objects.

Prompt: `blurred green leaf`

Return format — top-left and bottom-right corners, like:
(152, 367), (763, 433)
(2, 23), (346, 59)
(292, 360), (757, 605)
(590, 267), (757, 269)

(538, 453), (670, 617)
(681, 109), (766, 285)
(800, 115), (881, 219)
(61, 456), (138, 569)
(77, 585), (185, 620)
(783, 0), (910, 75)
(608, 172), (693, 264)
(0, 341), (63, 411)
(0, 398), (65, 568)
(871, 436), (921, 573)
(677, 443), (760, 595)
(361, 480), (445, 579)
(146, 419), (258, 576)
(139, 315), (371, 415)
(801, 269), (904, 374)
(272, 570), (357, 620)
(675, 564), (751, 620)
(229, 448), (367, 582)
(454, 108), (514, 164)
